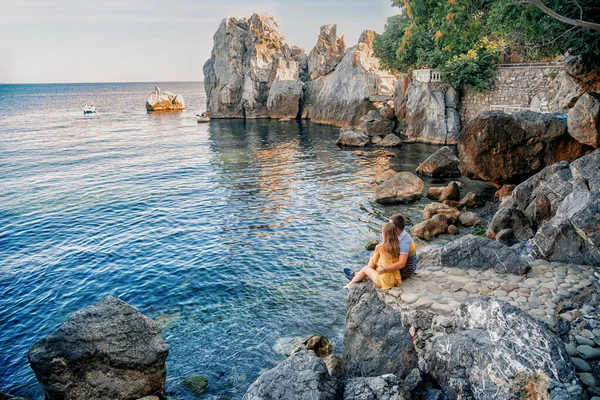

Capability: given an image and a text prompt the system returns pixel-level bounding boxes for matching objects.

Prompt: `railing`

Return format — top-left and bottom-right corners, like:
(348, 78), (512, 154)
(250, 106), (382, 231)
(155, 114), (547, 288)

(413, 69), (443, 83)
(497, 62), (564, 69)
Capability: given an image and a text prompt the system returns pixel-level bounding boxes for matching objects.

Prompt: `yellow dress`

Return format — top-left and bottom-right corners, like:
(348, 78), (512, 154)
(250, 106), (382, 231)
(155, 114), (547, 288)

(374, 256), (402, 290)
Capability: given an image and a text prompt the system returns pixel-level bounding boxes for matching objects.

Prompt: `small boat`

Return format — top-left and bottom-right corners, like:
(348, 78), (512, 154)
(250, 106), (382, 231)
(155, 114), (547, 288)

(196, 113), (210, 123)
(83, 105), (96, 115)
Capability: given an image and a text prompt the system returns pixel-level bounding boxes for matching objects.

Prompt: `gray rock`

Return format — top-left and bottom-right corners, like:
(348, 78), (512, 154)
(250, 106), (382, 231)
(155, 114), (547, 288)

(393, 74), (410, 121)
(243, 351), (341, 400)
(458, 212), (484, 227)
(361, 118), (394, 137)
(405, 82), (460, 144)
(568, 92), (600, 148)
(375, 133), (402, 147)
(440, 235), (530, 275)
(344, 284), (417, 378)
(577, 345), (600, 360)
(496, 229), (519, 247)
(28, 296), (168, 400)
(579, 372), (598, 387)
(323, 354), (345, 379)
(375, 172), (424, 204)
(416, 245), (442, 267)
(425, 298), (583, 400)
(267, 79), (303, 119)
(343, 375), (410, 400)
(487, 207), (534, 240)
(336, 128), (369, 147)
(307, 25), (346, 80)
(415, 146), (461, 177)
(571, 357), (592, 372)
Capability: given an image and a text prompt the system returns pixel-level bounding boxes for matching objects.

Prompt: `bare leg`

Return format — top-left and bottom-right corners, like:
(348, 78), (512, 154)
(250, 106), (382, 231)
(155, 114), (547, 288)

(344, 265), (379, 290)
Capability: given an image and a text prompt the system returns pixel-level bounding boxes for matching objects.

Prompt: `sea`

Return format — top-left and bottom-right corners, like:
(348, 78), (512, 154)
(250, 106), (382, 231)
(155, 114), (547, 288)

(0, 82), (493, 399)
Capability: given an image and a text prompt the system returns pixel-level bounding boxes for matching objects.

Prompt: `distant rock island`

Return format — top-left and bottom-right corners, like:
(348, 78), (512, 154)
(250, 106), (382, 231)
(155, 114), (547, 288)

(146, 87), (185, 111)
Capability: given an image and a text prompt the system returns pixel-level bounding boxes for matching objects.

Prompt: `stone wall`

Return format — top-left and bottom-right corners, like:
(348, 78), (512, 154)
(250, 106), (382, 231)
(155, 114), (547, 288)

(461, 64), (566, 124)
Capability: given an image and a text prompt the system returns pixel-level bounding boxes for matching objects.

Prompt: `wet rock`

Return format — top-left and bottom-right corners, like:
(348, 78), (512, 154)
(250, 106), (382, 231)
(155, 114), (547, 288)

(344, 284), (417, 378)
(28, 296), (169, 400)
(184, 376), (209, 397)
(336, 128), (369, 147)
(568, 92), (600, 148)
(365, 240), (379, 251)
(487, 207), (534, 240)
(440, 235), (530, 275)
(411, 214), (449, 240)
(427, 182), (460, 202)
(375, 172), (424, 204)
(459, 191), (484, 208)
(375, 133), (402, 147)
(423, 202), (460, 223)
(307, 25), (346, 80)
(416, 146), (460, 177)
(343, 375), (410, 400)
(458, 111), (589, 185)
(146, 88), (185, 111)
(243, 351), (341, 400)
(311, 31), (396, 127)
(458, 212), (484, 227)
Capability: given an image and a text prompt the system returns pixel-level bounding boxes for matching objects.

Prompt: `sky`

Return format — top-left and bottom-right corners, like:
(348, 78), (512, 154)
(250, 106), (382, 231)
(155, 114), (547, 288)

(0, 0), (398, 84)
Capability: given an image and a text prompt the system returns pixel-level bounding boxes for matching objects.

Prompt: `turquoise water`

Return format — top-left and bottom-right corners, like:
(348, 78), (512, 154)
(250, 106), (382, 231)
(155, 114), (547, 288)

(0, 82), (492, 399)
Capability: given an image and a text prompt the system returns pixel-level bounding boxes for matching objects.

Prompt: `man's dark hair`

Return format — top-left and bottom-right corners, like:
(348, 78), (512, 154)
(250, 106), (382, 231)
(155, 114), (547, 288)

(390, 213), (406, 231)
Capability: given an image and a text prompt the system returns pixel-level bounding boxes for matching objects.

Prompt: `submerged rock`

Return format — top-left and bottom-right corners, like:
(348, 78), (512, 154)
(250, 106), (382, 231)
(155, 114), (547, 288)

(243, 351), (341, 400)
(146, 88), (185, 111)
(415, 146), (460, 177)
(458, 111), (590, 185)
(28, 296), (168, 400)
(375, 172), (424, 204)
(184, 376), (209, 397)
(311, 31), (396, 127)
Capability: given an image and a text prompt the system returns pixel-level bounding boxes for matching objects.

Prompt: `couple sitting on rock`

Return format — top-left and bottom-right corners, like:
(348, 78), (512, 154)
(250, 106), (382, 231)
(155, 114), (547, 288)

(344, 213), (417, 290)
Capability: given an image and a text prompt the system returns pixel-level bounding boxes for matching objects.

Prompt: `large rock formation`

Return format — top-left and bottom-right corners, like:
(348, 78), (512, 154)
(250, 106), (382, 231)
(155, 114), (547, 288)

(375, 172), (424, 204)
(343, 375), (411, 400)
(28, 296), (168, 400)
(203, 15), (304, 119)
(146, 88), (185, 111)
(311, 31), (396, 127)
(307, 25), (346, 80)
(568, 92), (600, 148)
(404, 82), (460, 144)
(344, 284), (417, 378)
(458, 110), (590, 185)
(243, 351), (341, 400)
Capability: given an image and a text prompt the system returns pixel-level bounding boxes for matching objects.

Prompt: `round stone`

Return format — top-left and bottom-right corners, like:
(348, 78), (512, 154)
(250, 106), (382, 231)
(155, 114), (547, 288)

(578, 372), (598, 387)
(578, 345), (600, 360)
(529, 309), (545, 317)
(565, 343), (578, 356)
(401, 293), (420, 304)
(571, 357), (592, 372)
(576, 336), (596, 347)
(581, 330), (595, 340)
(493, 290), (508, 297)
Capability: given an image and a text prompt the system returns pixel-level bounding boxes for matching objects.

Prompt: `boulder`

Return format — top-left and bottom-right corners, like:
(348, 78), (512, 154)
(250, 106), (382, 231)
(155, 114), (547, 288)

(145, 89), (185, 111)
(375, 172), (424, 204)
(343, 375), (410, 400)
(291, 334), (331, 358)
(458, 111), (590, 185)
(411, 214), (449, 240)
(375, 133), (402, 147)
(311, 31), (396, 127)
(496, 229), (519, 247)
(568, 92), (600, 148)
(405, 82), (460, 144)
(494, 184), (516, 202)
(372, 170), (396, 184)
(416, 245), (442, 267)
(458, 212), (484, 227)
(459, 192), (484, 208)
(360, 115), (394, 136)
(415, 146), (460, 177)
(336, 128), (369, 147)
(28, 296), (169, 400)
(324, 355), (345, 378)
(427, 181), (460, 202)
(344, 284), (417, 378)
(184, 376), (209, 397)
(547, 69), (585, 111)
(307, 25), (346, 80)
(203, 15), (303, 119)
(371, 136), (382, 144)
(425, 298), (583, 399)
(440, 235), (530, 275)
(379, 103), (396, 120)
(487, 207), (534, 241)
(447, 224), (459, 235)
(243, 351), (341, 400)
(423, 202), (460, 223)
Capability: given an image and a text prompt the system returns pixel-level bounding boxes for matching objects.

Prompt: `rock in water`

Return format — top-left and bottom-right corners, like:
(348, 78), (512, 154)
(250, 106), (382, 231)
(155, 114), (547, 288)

(146, 89), (185, 111)
(375, 172), (424, 204)
(243, 351), (341, 400)
(203, 15), (304, 119)
(416, 146), (460, 177)
(311, 31), (396, 127)
(375, 133), (402, 147)
(440, 234), (530, 275)
(458, 110), (590, 185)
(28, 296), (168, 400)
(307, 25), (346, 80)
(184, 376), (209, 397)
(336, 128), (369, 147)
(426, 298), (583, 399)
(344, 284), (417, 378)
(404, 82), (460, 144)
(568, 92), (600, 148)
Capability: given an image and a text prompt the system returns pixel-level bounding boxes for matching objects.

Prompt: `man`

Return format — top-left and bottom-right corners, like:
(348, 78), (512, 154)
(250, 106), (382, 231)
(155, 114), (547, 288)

(377, 213), (417, 278)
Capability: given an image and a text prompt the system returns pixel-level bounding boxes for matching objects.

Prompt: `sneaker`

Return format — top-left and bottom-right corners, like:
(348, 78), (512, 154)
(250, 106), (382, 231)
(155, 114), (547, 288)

(343, 268), (355, 281)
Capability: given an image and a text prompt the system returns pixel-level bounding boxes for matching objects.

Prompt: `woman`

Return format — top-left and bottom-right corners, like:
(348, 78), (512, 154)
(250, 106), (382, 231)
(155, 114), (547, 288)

(344, 222), (402, 290)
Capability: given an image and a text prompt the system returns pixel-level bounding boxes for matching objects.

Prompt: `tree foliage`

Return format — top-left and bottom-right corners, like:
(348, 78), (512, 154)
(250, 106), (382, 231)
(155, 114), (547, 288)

(373, 0), (600, 91)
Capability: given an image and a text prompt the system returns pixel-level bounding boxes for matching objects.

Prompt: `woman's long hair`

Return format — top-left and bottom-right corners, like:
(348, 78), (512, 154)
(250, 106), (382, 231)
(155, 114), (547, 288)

(381, 222), (399, 257)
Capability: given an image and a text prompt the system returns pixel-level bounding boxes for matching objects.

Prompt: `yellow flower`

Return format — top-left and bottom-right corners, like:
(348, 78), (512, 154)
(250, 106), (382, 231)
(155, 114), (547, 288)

(435, 30), (443, 39)
(446, 13), (456, 20)
(443, 45), (452, 52)
(448, 0), (457, 4)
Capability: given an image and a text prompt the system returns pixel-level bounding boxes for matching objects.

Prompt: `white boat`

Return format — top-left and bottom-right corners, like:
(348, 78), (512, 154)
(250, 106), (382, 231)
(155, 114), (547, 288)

(83, 105), (96, 114)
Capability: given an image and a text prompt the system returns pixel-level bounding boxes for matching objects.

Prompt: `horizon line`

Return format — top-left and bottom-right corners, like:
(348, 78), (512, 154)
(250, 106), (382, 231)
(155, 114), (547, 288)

(0, 80), (205, 85)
